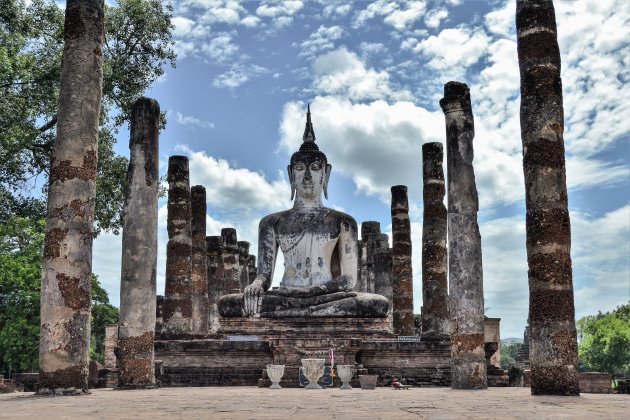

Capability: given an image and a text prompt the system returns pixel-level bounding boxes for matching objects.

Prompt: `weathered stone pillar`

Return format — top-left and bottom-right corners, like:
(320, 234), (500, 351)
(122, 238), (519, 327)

(39, 0), (104, 394)
(117, 97), (160, 388)
(221, 228), (241, 294)
(358, 221), (380, 293)
(190, 185), (208, 335)
(206, 236), (224, 331)
(421, 142), (450, 336)
(247, 255), (257, 288)
(391, 186), (414, 336)
(373, 246), (393, 303)
(104, 325), (118, 369)
(440, 81), (487, 389)
(516, 0), (579, 396)
(163, 156), (193, 334)
(238, 241), (250, 291)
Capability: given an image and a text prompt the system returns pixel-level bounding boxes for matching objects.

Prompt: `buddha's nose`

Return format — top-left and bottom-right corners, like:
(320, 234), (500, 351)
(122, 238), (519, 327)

(304, 166), (312, 180)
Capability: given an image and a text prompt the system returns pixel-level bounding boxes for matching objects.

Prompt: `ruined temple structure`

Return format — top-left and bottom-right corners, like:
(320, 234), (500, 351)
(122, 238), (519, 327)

(516, 0), (579, 396)
(150, 110), (451, 388)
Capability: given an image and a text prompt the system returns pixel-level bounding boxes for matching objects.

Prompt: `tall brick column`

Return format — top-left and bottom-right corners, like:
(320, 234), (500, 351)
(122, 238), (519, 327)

(206, 235), (224, 331)
(391, 185), (414, 336)
(163, 156), (193, 334)
(118, 97), (160, 388)
(190, 185), (208, 335)
(221, 228), (240, 294)
(421, 142), (450, 336)
(516, 0), (579, 395)
(440, 82), (487, 389)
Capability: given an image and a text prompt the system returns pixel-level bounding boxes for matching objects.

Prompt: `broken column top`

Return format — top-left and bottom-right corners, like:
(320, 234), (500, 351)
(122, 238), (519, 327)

(130, 97), (160, 148)
(221, 228), (237, 246)
(361, 221), (381, 238)
(167, 155), (189, 180)
(391, 185), (409, 210)
(191, 185), (206, 196)
(439, 81), (471, 112)
(422, 142), (443, 161)
(238, 241), (250, 253)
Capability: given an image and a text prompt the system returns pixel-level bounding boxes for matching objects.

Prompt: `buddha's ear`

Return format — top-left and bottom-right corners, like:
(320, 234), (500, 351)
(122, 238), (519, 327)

(323, 163), (332, 200)
(288, 165), (296, 200)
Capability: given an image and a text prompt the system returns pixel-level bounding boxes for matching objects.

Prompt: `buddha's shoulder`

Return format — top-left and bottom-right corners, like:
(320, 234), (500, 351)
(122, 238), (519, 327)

(258, 210), (291, 227)
(325, 208), (357, 227)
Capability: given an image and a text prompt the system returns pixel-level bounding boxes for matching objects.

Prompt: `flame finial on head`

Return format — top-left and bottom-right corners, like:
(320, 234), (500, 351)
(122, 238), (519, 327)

(302, 103), (316, 143)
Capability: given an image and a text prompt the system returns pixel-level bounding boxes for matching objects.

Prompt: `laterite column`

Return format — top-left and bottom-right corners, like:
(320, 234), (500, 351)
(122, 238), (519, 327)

(516, 0), (579, 395)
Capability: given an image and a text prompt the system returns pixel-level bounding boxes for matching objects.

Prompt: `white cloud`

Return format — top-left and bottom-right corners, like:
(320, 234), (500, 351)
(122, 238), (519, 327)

(554, 0), (630, 158)
(484, 0), (515, 38)
(354, 0), (426, 31)
(412, 26), (490, 79)
(240, 15), (261, 27)
(384, 0), (426, 30)
(322, 2), (351, 18)
(168, 111), (215, 129)
(256, 0), (304, 18)
(201, 33), (240, 63)
(359, 41), (385, 56)
(172, 40), (195, 59)
(424, 8), (448, 29)
(172, 16), (195, 37)
(310, 47), (412, 102)
(297, 25), (345, 58)
(212, 64), (268, 89)
(175, 145), (291, 214)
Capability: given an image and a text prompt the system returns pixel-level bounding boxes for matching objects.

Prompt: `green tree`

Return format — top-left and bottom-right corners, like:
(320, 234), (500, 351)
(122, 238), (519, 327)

(500, 341), (523, 369)
(90, 275), (120, 364)
(578, 304), (630, 378)
(0, 217), (44, 376)
(0, 218), (120, 374)
(0, 0), (175, 234)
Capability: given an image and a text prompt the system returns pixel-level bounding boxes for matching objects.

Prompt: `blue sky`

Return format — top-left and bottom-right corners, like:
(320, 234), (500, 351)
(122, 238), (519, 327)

(93, 0), (630, 339)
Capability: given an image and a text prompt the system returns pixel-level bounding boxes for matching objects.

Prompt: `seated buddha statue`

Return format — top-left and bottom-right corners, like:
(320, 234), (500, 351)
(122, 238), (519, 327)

(218, 107), (389, 318)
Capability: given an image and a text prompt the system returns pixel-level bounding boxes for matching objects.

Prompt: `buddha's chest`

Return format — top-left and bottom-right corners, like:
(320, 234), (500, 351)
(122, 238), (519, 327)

(275, 212), (340, 243)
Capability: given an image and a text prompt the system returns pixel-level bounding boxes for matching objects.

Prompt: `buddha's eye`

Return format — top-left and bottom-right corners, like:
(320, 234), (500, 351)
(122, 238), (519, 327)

(294, 162), (306, 171)
(310, 161), (322, 171)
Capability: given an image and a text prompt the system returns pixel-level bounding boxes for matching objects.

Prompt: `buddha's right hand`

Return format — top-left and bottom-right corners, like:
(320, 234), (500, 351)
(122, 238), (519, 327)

(243, 276), (265, 316)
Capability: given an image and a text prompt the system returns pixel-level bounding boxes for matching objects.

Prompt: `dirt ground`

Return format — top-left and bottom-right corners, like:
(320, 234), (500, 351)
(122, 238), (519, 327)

(1, 386), (628, 419)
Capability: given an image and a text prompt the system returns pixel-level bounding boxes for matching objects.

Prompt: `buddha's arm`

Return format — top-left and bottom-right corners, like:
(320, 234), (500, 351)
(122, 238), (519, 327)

(254, 214), (279, 291)
(336, 216), (358, 290)
(244, 215), (278, 315)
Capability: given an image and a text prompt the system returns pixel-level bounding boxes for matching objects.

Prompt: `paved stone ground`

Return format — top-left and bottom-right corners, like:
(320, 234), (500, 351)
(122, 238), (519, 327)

(1, 387), (627, 419)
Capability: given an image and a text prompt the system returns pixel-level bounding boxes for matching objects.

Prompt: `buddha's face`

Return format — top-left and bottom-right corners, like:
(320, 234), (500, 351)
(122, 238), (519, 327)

(292, 158), (329, 200)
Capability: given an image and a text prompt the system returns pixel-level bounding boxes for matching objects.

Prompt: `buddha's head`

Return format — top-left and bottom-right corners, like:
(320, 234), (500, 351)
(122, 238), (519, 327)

(288, 105), (332, 201)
